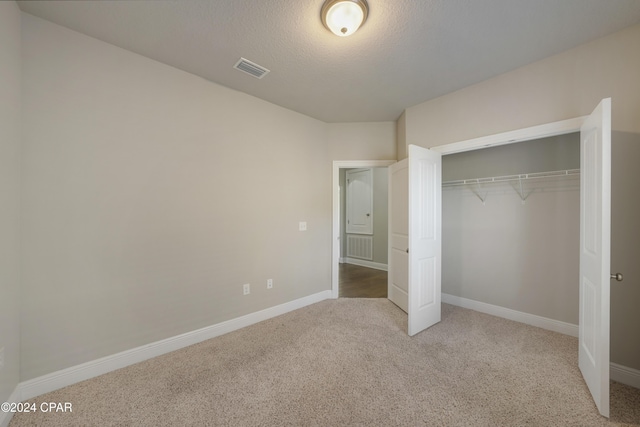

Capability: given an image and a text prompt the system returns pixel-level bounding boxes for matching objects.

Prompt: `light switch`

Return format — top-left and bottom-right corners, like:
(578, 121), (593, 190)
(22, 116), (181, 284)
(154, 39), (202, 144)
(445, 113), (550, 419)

(299, 221), (307, 231)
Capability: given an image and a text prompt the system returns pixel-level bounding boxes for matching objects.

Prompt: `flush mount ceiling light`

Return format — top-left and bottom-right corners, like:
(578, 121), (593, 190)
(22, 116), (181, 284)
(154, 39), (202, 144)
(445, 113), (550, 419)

(321, 0), (369, 37)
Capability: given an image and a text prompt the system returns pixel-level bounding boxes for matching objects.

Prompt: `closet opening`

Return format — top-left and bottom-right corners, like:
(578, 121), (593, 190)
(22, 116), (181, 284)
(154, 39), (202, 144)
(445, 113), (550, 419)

(441, 133), (581, 327)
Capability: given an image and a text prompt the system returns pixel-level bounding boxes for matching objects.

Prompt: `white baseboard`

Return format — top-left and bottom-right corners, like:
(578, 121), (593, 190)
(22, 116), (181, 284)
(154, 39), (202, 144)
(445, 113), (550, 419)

(17, 290), (331, 402)
(7, 290), (636, 408)
(611, 362), (640, 390)
(344, 257), (388, 271)
(442, 293), (640, 390)
(0, 386), (21, 427)
(442, 293), (579, 337)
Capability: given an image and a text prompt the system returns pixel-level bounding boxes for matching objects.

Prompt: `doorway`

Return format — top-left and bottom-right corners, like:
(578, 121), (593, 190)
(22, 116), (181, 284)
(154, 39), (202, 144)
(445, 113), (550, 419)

(339, 166), (388, 298)
(331, 160), (395, 299)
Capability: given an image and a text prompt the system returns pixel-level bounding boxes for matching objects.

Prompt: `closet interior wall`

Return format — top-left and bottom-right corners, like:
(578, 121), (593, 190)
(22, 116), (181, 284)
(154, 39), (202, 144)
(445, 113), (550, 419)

(442, 133), (580, 324)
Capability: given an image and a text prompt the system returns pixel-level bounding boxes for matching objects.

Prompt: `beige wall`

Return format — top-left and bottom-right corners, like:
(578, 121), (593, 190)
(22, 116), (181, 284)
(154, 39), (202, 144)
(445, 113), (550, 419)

(327, 122), (396, 161)
(396, 111), (406, 161)
(19, 14), (397, 382)
(404, 23), (640, 147)
(406, 23), (640, 370)
(610, 132), (640, 370)
(0, 1), (22, 407)
(20, 14), (335, 380)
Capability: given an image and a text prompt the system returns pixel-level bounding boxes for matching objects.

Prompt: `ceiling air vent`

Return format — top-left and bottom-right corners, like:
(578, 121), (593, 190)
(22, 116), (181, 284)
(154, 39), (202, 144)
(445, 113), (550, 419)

(233, 57), (270, 79)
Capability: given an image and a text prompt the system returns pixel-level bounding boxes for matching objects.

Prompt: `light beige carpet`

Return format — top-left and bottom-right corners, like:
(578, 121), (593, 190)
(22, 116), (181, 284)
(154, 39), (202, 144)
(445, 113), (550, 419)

(9, 300), (640, 426)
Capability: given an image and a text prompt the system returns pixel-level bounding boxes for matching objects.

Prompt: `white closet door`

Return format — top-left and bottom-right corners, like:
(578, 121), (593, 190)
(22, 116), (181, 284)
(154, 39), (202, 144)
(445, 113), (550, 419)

(407, 145), (442, 336)
(578, 98), (611, 418)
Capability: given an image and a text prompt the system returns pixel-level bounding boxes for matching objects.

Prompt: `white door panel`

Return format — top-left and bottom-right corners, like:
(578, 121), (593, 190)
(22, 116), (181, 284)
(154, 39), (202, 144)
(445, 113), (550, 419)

(388, 146), (442, 335)
(579, 98), (611, 418)
(388, 160), (409, 313)
(408, 145), (442, 336)
(346, 168), (373, 234)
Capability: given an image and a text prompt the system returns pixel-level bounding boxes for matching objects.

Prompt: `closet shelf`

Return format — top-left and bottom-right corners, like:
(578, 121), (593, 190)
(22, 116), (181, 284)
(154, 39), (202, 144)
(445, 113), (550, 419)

(442, 169), (580, 187)
(442, 168), (580, 205)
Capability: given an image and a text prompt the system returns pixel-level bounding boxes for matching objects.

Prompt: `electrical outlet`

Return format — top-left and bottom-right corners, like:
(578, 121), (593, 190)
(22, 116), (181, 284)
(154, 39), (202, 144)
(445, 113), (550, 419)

(243, 283), (250, 295)
(299, 221), (307, 231)
(0, 347), (4, 370)
(267, 279), (273, 289)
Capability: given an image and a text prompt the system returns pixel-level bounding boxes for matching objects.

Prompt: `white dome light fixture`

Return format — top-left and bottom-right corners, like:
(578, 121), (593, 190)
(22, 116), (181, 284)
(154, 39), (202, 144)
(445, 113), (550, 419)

(321, 0), (369, 37)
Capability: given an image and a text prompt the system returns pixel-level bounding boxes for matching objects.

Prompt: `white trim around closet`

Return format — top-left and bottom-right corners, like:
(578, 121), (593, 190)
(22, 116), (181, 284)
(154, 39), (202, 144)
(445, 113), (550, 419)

(431, 116), (587, 155)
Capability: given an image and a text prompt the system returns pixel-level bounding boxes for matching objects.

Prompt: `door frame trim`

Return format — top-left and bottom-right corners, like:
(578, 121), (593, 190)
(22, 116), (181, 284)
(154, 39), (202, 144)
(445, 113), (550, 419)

(332, 160), (396, 299)
(430, 116), (586, 155)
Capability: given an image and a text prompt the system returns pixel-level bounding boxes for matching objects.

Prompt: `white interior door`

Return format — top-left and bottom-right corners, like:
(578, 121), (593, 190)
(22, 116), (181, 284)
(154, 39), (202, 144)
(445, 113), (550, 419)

(407, 145), (442, 336)
(579, 98), (611, 418)
(388, 159), (409, 313)
(387, 146), (442, 335)
(346, 168), (373, 234)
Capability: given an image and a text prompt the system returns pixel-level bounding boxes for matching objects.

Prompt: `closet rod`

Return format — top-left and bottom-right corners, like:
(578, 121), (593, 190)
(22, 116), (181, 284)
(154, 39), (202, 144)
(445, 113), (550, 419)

(442, 168), (580, 187)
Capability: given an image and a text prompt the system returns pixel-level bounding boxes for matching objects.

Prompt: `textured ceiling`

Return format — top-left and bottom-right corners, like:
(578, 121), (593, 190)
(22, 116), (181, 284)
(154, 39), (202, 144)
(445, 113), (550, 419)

(17, 0), (640, 123)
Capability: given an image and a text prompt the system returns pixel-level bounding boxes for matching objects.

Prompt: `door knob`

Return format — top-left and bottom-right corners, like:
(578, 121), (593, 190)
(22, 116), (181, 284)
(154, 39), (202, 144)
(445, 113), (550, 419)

(610, 273), (623, 282)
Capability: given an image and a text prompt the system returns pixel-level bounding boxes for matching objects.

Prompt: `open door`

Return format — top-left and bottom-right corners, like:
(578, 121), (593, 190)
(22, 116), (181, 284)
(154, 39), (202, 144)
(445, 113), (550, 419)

(388, 159), (409, 313)
(407, 145), (442, 336)
(579, 98), (611, 418)
(388, 145), (442, 336)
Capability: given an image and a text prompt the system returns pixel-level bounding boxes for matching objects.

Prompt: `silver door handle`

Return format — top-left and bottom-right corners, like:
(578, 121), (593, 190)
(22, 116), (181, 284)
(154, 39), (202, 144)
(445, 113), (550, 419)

(610, 273), (623, 282)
